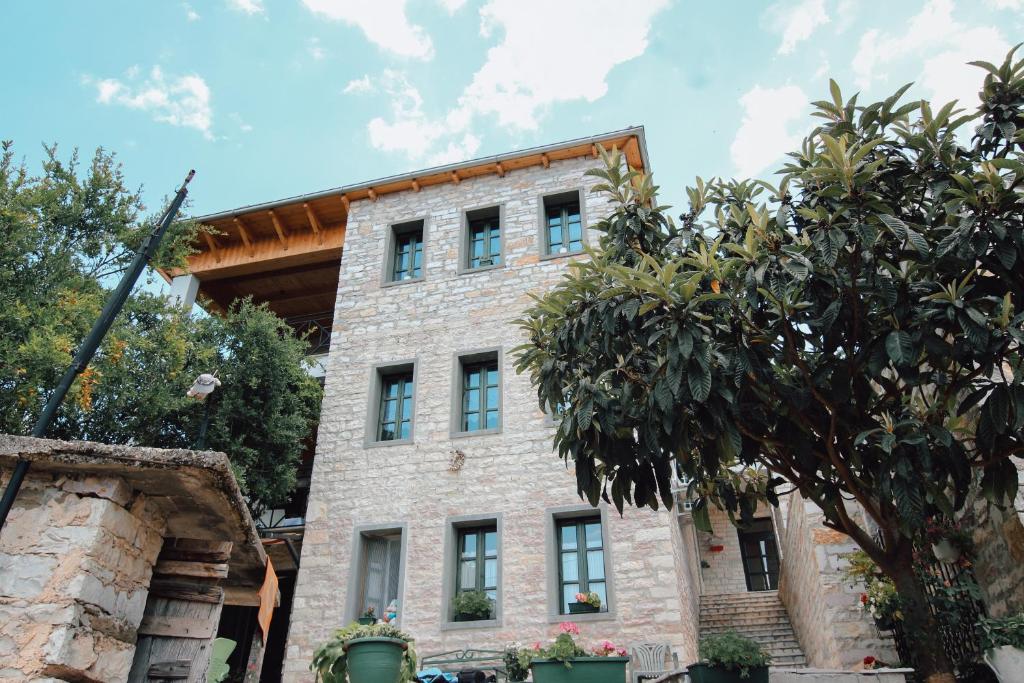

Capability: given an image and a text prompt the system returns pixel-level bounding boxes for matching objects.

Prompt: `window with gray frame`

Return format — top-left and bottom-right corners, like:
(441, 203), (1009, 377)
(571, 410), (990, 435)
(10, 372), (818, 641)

(543, 191), (583, 255)
(557, 516), (608, 613)
(377, 371), (414, 441)
(358, 531), (403, 617)
(390, 220), (424, 281)
(460, 357), (499, 432)
(454, 525), (498, 617)
(466, 206), (501, 269)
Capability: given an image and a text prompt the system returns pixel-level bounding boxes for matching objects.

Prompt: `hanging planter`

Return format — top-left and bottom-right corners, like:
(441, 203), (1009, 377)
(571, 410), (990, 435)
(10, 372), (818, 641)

(931, 538), (961, 564)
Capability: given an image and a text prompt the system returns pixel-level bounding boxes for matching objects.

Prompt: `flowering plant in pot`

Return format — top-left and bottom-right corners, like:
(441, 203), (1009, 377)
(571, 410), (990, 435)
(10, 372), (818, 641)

(841, 550), (902, 630)
(519, 622), (628, 683)
(503, 643), (530, 683)
(311, 622), (417, 683)
(688, 632), (770, 683)
(357, 606), (377, 625)
(451, 590), (494, 622)
(978, 613), (1024, 683)
(924, 517), (974, 563)
(568, 591), (602, 614)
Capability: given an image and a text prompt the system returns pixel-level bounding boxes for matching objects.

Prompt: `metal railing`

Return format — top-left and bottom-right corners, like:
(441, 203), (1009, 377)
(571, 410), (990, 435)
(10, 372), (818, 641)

(286, 311), (333, 356)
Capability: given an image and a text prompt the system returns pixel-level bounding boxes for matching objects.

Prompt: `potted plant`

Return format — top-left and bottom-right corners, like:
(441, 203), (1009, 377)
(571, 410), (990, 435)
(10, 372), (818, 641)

(357, 606), (377, 625)
(568, 591), (602, 614)
(503, 643), (530, 683)
(925, 517), (974, 563)
(861, 577), (902, 631)
(451, 590), (494, 622)
(311, 621), (417, 683)
(520, 622), (628, 683)
(979, 613), (1024, 683)
(687, 632), (770, 683)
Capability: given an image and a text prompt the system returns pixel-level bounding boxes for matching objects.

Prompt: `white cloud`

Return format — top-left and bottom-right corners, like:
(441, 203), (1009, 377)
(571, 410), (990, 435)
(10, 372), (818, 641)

(437, 0), (468, 12)
(985, 0), (1023, 8)
(183, 3), (200, 21)
(768, 0), (830, 55)
(88, 66), (214, 140)
(227, 0), (264, 14)
(301, 0), (434, 60)
(730, 85), (808, 178)
(344, 0), (668, 163)
(308, 37), (326, 61)
(852, 0), (1011, 109)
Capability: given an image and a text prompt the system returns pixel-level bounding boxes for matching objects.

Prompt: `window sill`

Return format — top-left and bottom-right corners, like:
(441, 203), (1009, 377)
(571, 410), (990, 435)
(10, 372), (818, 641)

(450, 427), (502, 440)
(381, 276), (425, 288)
(548, 610), (615, 624)
(539, 249), (585, 262)
(364, 437), (414, 449)
(457, 262), (505, 276)
(440, 618), (500, 632)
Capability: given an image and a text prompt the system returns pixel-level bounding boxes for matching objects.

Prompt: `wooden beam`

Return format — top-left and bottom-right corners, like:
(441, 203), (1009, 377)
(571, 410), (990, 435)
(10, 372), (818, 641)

(591, 144), (598, 158)
(303, 203), (324, 245)
(267, 210), (289, 250)
(224, 585), (281, 607)
(174, 225), (345, 280)
(201, 232), (221, 264)
(159, 539), (233, 564)
(450, 170), (461, 185)
(495, 162), (505, 178)
(148, 661), (190, 679)
(138, 616), (217, 640)
(541, 153), (550, 169)
(411, 179), (420, 192)
(367, 188), (378, 202)
(148, 580), (224, 605)
(340, 194), (350, 213)
(154, 560), (229, 579)
(233, 217), (255, 257)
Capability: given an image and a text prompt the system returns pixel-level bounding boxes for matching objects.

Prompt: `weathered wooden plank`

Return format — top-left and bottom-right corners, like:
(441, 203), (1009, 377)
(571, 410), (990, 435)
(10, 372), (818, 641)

(148, 579), (224, 605)
(148, 660), (191, 679)
(154, 560), (229, 579)
(129, 595), (224, 683)
(158, 546), (232, 564)
(138, 616), (217, 639)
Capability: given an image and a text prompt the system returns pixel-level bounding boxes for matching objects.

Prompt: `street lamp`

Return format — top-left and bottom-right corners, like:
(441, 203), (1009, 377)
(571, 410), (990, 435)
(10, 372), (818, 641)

(188, 373), (221, 449)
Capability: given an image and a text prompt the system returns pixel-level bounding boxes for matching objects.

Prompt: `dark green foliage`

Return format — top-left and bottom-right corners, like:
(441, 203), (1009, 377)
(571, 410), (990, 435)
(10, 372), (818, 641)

(0, 142), (321, 516)
(515, 47), (1024, 680)
(698, 632), (770, 677)
(978, 612), (1024, 650)
(451, 590), (494, 619)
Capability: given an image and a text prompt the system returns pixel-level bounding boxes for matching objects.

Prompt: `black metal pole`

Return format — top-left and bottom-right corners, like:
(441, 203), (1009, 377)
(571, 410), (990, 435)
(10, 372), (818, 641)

(0, 170), (195, 530)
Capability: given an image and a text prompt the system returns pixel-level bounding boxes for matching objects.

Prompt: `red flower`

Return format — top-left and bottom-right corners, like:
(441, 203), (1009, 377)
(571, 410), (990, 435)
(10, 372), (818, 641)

(860, 593), (868, 604)
(864, 656), (876, 664)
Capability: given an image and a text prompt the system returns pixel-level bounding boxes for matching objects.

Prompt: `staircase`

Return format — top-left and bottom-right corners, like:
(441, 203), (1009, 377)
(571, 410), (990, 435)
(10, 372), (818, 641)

(699, 591), (807, 668)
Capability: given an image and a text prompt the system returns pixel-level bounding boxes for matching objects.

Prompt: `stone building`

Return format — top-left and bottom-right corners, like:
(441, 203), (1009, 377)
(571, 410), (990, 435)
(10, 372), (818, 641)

(166, 127), (1020, 681)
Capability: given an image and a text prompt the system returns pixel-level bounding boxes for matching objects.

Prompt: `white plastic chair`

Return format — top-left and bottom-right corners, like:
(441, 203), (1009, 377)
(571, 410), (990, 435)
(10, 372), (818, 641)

(629, 643), (679, 683)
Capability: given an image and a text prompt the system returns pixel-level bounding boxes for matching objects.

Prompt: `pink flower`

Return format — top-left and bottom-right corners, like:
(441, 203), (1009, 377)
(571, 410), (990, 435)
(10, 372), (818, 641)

(533, 642), (542, 651)
(617, 648), (627, 657)
(575, 592), (587, 602)
(559, 622), (580, 635)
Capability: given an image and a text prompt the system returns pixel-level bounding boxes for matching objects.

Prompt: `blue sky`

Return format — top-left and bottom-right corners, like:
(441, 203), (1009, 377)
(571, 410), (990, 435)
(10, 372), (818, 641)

(2, 0), (1022, 218)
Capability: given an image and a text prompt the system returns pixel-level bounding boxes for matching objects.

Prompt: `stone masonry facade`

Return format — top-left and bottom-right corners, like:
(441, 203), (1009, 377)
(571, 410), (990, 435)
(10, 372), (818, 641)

(283, 156), (701, 679)
(0, 471), (165, 682)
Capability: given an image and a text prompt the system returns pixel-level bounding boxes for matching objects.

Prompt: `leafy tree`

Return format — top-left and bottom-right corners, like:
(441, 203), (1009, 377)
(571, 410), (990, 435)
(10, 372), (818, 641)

(515, 48), (1024, 683)
(0, 142), (321, 516)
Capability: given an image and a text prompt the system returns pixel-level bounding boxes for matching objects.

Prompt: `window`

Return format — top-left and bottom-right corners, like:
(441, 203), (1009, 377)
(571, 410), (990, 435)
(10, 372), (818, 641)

(366, 361), (416, 446)
(464, 206), (502, 270)
(454, 525), (498, 619)
(387, 220), (425, 283)
(378, 371), (414, 441)
(543, 191), (584, 255)
(461, 359), (499, 432)
(355, 530), (404, 620)
(557, 517), (607, 614)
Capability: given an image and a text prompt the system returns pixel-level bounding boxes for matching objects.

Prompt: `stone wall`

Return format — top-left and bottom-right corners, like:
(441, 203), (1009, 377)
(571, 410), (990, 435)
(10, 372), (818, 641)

(962, 458), (1024, 618)
(697, 506), (752, 595)
(283, 156), (699, 679)
(777, 494), (896, 670)
(0, 471), (165, 682)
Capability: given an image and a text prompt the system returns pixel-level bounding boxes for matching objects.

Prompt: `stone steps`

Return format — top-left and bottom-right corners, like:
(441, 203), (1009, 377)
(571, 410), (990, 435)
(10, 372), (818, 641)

(699, 592), (807, 668)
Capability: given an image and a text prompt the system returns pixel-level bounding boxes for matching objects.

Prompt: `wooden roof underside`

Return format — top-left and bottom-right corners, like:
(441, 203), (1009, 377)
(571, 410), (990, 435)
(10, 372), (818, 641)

(173, 131), (645, 319)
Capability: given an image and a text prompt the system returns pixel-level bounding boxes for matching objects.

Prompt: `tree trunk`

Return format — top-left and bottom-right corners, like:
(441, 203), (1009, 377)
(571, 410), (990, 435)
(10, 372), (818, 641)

(889, 552), (956, 683)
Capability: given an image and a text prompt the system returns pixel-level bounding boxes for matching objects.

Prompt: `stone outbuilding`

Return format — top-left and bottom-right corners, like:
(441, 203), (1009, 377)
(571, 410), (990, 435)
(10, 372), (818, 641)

(0, 435), (271, 683)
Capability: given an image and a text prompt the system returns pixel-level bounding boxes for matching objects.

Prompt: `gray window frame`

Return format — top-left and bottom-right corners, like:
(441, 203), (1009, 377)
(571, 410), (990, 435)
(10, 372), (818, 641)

(344, 522), (409, 625)
(458, 204), (506, 275)
(364, 360), (418, 447)
(545, 504), (616, 622)
(538, 188), (588, 260)
(440, 512), (503, 631)
(381, 217), (428, 287)
(450, 348), (503, 438)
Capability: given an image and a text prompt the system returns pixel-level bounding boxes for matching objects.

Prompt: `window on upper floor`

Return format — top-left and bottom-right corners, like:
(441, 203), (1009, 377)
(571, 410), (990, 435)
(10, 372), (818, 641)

(453, 350), (501, 436)
(464, 206), (502, 271)
(387, 219), (425, 283)
(542, 190), (584, 256)
(366, 361), (416, 446)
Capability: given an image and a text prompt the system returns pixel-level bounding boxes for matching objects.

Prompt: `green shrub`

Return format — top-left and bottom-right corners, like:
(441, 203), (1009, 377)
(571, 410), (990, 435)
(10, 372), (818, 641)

(698, 631), (771, 678)
(451, 590), (493, 619)
(978, 613), (1024, 650)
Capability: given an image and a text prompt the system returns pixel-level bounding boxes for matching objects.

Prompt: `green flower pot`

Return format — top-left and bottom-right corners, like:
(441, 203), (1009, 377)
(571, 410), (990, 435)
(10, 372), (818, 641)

(687, 663), (769, 683)
(344, 637), (407, 683)
(531, 656), (628, 683)
(356, 617), (377, 625)
(568, 602), (600, 614)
